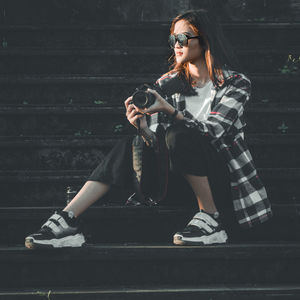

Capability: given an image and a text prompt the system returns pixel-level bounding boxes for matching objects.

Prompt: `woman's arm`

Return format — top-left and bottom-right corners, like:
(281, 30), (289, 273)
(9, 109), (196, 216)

(165, 105), (184, 121)
(165, 75), (251, 140)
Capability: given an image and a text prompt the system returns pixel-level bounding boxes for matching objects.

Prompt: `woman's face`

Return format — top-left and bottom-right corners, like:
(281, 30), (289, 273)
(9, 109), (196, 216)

(172, 19), (203, 64)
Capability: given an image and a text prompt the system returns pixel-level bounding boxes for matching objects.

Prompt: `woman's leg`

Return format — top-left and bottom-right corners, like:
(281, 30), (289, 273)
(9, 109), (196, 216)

(25, 135), (136, 248)
(65, 135), (135, 217)
(165, 121), (218, 213)
(63, 181), (110, 217)
(165, 121), (239, 234)
(182, 174), (217, 214)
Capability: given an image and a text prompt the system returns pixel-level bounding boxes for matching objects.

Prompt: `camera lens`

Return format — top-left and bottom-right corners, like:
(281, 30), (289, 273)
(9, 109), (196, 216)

(132, 90), (150, 108)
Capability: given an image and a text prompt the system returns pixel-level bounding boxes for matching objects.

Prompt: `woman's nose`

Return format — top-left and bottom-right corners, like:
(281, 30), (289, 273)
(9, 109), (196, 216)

(175, 40), (182, 48)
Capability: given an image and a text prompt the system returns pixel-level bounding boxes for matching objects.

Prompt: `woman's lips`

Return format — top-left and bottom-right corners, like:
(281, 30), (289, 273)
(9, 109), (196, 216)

(176, 52), (183, 56)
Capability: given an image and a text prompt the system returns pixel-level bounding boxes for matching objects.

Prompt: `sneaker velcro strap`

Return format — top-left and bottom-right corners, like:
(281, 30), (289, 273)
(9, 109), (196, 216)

(48, 213), (70, 229)
(187, 218), (214, 233)
(42, 220), (61, 234)
(192, 211), (219, 227)
(41, 213), (70, 234)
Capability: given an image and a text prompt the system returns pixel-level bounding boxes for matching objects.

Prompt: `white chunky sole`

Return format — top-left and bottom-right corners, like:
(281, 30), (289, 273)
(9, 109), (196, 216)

(173, 230), (228, 245)
(25, 233), (86, 249)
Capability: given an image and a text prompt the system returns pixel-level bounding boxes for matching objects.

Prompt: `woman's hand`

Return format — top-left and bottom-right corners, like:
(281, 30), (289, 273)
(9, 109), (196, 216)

(124, 96), (148, 130)
(133, 88), (170, 115)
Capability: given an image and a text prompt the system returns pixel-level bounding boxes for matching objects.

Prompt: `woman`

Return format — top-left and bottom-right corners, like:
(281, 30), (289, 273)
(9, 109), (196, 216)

(25, 9), (273, 249)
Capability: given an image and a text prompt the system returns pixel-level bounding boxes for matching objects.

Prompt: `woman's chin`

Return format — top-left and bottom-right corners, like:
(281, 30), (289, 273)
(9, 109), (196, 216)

(176, 56), (185, 63)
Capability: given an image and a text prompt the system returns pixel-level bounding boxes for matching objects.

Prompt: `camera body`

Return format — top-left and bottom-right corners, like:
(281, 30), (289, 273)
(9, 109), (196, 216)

(131, 74), (188, 109)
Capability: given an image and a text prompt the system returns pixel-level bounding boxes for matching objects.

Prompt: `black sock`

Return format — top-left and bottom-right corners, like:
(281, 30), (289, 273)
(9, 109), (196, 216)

(200, 209), (220, 220)
(59, 210), (78, 226)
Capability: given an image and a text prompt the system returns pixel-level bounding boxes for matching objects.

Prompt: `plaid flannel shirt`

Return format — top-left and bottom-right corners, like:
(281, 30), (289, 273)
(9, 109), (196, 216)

(147, 68), (273, 229)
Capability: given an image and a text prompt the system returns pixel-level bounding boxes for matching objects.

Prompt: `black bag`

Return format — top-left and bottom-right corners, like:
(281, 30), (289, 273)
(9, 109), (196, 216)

(125, 124), (169, 206)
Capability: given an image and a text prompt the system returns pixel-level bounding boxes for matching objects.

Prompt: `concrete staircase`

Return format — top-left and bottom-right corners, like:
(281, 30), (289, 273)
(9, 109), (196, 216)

(0, 0), (300, 298)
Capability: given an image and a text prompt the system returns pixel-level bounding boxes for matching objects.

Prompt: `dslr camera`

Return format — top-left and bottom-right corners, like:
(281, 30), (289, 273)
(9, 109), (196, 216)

(130, 74), (188, 109)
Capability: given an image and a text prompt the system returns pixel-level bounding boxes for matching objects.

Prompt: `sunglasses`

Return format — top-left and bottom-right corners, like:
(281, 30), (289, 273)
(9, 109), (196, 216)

(168, 33), (202, 49)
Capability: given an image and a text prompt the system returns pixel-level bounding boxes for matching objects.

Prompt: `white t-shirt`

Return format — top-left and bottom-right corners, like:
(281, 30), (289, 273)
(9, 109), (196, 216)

(185, 80), (213, 121)
(149, 80), (213, 132)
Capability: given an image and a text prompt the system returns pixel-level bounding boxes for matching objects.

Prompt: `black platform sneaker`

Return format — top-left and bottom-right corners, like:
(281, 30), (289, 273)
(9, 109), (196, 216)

(173, 209), (228, 245)
(25, 210), (86, 249)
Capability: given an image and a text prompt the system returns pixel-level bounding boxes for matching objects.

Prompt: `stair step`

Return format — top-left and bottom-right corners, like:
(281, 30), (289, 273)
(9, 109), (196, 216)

(1, 46), (299, 55)
(0, 111), (128, 136)
(0, 74), (298, 105)
(0, 134), (299, 169)
(1, 0), (299, 24)
(0, 46), (298, 75)
(1, 103), (300, 113)
(1, 243), (300, 289)
(0, 73), (298, 84)
(1, 168), (299, 182)
(0, 168), (298, 207)
(0, 133), (299, 145)
(1, 23), (299, 48)
(0, 103), (299, 135)
(0, 49), (170, 75)
(1, 284), (300, 300)
(1, 204), (300, 246)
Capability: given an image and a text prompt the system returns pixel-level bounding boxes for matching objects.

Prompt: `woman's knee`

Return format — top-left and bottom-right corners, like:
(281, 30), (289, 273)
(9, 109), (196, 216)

(165, 122), (190, 149)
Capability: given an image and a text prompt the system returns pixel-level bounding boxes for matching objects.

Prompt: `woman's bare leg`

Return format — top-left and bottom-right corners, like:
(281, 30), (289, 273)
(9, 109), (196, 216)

(63, 181), (110, 217)
(183, 174), (217, 214)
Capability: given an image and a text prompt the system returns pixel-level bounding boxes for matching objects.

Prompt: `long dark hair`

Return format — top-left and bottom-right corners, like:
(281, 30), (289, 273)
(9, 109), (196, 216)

(165, 9), (241, 89)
